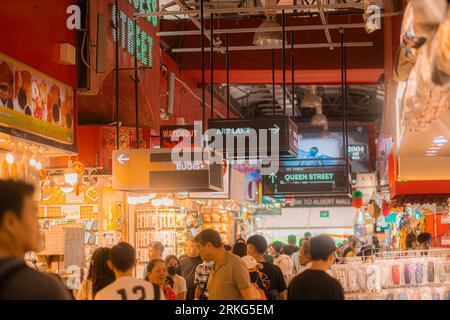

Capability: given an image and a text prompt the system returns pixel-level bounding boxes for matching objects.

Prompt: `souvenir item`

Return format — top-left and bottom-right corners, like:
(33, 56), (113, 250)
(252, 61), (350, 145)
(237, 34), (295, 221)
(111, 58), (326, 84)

(404, 263), (414, 284)
(392, 264), (401, 285)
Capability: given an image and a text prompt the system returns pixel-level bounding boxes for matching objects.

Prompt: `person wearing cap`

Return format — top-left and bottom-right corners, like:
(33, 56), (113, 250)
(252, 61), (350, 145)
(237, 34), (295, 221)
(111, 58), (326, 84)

(241, 255), (267, 300)
(288, 235), (344, 300)
(247, 235), (287, 300)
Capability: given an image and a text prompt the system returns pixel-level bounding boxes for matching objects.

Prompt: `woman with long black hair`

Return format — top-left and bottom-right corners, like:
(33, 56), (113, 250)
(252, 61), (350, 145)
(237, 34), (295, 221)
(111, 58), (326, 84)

(76, 247), (115, 300)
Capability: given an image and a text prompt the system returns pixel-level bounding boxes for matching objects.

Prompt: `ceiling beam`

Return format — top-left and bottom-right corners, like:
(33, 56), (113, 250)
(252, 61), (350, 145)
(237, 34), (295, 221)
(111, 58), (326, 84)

(157, 23), (366, 37)
(172, 41), (373, 52)
(135, 2), (380, 18)
(317, 0), (334, 50)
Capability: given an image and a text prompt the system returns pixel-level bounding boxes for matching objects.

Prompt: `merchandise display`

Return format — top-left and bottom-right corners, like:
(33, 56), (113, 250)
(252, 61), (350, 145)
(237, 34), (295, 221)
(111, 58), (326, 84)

(135, 206), (187, 276)
(200, 208), (235, 244)
(332, 249), (450, 300)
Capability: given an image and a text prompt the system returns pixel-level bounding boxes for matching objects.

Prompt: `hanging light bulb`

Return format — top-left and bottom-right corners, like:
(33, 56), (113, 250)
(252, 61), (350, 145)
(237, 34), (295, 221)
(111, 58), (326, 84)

(301, 86), (322, 109)
(29, 158), (37, 167)
(253, 15), (284, 47)
(6, 153), (14, 164)
(310, 105), (328, 130)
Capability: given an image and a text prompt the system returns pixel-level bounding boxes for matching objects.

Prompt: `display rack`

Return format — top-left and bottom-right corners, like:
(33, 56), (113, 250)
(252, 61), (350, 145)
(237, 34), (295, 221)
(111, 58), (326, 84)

(135, 206), (187, 277)
(332, 249), (450, 300)
(200, 208), (234, 244)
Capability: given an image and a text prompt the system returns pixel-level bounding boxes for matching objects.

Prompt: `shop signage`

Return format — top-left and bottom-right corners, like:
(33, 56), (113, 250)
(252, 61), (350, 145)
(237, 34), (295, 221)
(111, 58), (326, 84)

(111, 0), (157, 67)
(160, 125), (199, 149)
(209, 117), (298, 160)
(190, 165), (230, 199)
(0, 52), (74, 145)
(263, 164), (350, 196)
(348, 144), (369, 161)
(112, 148), (223, 192)
(282, 196), (352, 207)
(255, 208), (282, 215)
(320, 210), (330, 218)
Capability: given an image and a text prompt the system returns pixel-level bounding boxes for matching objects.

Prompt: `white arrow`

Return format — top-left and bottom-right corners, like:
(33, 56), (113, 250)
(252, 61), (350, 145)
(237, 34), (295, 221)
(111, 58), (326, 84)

(269, 173), (277, 183)
(269, 124), (280, 134)
(117, 154), (130, 165)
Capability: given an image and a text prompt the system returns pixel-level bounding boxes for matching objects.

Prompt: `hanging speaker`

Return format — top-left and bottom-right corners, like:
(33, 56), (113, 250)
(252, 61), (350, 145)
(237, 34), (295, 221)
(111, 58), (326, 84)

(96, 13), (106, 74)
(166, 72), (175, 115)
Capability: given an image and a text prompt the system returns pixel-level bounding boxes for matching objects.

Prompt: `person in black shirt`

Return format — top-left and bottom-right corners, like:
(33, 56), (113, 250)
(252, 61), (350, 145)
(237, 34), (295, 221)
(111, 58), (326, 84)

(178, 237), (203, 300)
(288, 234), (344, 300)
(247, 234), (287, 300)
(0, 180), (72, 299)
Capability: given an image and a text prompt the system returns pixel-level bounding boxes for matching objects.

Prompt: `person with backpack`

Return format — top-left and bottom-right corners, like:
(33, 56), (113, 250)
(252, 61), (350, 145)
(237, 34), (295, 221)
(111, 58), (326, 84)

(0, 180), (72, 299)
(241, 255), (267, 300)
(247, 235), (287, 300)
(95, 242), (158, 300)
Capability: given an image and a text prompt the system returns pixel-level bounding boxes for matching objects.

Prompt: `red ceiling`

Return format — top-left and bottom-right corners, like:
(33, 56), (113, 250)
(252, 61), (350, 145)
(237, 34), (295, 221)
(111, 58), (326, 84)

(161, 14), (385, 85)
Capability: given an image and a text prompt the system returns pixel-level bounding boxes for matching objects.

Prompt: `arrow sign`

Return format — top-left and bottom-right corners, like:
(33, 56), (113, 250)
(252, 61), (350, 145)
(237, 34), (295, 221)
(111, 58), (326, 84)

(269, 124), (280, 134)
(269, 173), (277, 184)
(117, 154), (130, 165)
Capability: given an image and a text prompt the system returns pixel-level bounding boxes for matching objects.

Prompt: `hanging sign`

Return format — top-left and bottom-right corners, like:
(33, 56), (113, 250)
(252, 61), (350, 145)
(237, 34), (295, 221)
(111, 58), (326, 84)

(263, 164), (351, 196)
(0, 52), (74, 145)
(112, 147), (223, 192)
(209, 116), (298, 160)
(111, 0), (157, 67)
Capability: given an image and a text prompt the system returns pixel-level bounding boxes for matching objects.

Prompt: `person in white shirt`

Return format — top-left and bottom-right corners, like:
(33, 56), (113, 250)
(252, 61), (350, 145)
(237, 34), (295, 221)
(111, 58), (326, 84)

(95, 242), (163, 300)
(165, 255), (187, 300)
(270, 241), (293, 285)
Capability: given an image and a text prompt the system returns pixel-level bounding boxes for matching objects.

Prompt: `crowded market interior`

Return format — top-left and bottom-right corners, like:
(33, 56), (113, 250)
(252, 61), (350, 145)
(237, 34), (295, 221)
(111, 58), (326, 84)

(0, 0), (449, 302)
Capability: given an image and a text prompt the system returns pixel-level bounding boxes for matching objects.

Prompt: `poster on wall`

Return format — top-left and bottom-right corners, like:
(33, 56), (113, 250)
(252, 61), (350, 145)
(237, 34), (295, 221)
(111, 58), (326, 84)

(0, 52), (74, 145)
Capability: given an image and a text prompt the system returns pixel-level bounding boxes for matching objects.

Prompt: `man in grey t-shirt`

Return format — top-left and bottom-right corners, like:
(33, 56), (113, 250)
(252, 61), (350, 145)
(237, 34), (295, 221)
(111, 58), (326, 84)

(195, 229), (253, 300)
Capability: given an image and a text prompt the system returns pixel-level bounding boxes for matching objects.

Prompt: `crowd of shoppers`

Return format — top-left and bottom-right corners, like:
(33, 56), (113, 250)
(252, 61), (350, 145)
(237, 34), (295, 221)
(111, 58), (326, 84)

(0, 179), (346, 300)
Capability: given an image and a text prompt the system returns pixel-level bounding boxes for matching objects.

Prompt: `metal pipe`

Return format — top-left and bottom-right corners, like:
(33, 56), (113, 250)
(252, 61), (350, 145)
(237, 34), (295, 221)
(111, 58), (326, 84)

(226, 33), (230, 118)
(291, 30), (295, 118)
(172, 41), (373, 52)
(210, 12), (214, 121)
(134, 18), (139, 149)
(344, 35), (349, 162)
(201, 0), (205, 132)
(115, 0), (120, 150)
(173, 0), (220, 52)
(317, 0), (334, 50)
(282, 10), (286, 116)
(135, 3), (370, 18)
(272, 49), (275, 116)
(156, 23), (366, 37)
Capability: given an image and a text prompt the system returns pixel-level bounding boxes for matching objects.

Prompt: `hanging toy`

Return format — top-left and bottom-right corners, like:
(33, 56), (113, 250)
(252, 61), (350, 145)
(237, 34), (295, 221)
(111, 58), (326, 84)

(39, 169), (46, 181)
(10, 163), (18, 180)
(373, 202), (381, 219)
(352, 191), (364, 209)
(73, 160), (85, 196)
(1, 159), (10, 180)
(382, 200), (390, 217)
